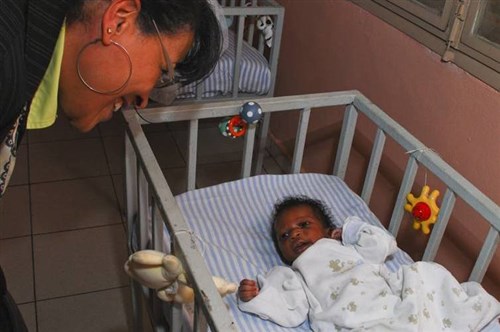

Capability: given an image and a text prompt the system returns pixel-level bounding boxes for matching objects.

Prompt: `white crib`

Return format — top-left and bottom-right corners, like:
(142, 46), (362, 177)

(124, 91), (500, 331)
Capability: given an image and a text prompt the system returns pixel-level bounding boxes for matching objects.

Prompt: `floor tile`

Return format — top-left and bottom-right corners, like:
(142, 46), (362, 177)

(163, 167), (189, 196)
(0, 236), (34, 304)
(28, 113), (99, 144)
(97, 112), (127, 137)
(9, 144), (29, 186)
(141, 122), (170, 134)
(18, 302), (37, 332)
(262, 154), (285, 175)
(196, 161), (242, 189)
(145, 131), (185, 169)
(0, 185), (31, 239)
(28, 138), (109, 183)
(102, 135), (124, 175)
(37, 287), (132, 332)
(111, 174), (126, 220)
(172, 126), (245, 165)
(267, 140), (292, 173)
(33, 225), (129, 300)
(111, 167), (188, 224)
(31, 177), (122, 234)
(166, 118), (221, 132)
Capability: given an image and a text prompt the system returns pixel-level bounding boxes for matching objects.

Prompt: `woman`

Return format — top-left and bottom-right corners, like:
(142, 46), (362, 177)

(0, 0), (222, 330)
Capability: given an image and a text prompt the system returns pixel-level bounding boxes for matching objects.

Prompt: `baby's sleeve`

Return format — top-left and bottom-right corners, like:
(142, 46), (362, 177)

(238, 266), (309, 327)
(342, 216), (397, 264)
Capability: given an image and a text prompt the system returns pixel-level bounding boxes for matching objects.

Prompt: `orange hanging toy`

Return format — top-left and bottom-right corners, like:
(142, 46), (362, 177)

(404, 185), (440, 235)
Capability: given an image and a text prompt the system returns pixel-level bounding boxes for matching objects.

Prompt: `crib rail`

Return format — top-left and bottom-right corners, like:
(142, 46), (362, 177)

(124, 91), (499, 331)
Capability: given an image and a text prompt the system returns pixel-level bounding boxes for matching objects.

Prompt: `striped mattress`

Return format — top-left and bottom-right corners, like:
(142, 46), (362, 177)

(167, 173), (413, 331)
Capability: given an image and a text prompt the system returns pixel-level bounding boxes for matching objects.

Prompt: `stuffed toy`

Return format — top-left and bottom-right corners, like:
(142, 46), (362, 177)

(257, 15), (274, 48)
(124, 250), (237, 304)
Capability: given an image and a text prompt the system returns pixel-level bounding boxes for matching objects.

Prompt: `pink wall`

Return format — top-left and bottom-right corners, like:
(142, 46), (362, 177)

(271, 0), (500, 298)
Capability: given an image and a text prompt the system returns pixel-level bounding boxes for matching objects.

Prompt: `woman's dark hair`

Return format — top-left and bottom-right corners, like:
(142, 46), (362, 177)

(67, 0), (222, 86)
(271, 195), (336, 263)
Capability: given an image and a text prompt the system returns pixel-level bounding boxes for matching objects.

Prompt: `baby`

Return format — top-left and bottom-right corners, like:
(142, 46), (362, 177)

(238, 195), (500, 331)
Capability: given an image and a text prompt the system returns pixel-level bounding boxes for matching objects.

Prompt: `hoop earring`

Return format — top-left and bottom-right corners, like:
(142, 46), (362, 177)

(76, 39), (132, 95)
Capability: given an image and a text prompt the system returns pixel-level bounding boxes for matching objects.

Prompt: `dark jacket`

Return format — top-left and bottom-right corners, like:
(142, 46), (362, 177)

(0, 2), (72, 330)
(0, 0), (71, 143)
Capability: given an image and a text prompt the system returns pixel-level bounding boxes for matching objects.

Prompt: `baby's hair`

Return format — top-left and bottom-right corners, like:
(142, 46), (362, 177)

(272, 195), (335, 229)
(271, 195), (336, 263)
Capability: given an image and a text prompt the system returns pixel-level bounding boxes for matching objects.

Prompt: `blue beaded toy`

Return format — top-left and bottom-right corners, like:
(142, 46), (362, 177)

(218, 101), (263, 138)
(240, 101), (263, 124)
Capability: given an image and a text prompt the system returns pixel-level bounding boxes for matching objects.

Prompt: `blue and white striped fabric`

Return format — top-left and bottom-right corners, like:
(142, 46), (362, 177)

(171, 174), (413, 331)
(176, 30), (271, 99)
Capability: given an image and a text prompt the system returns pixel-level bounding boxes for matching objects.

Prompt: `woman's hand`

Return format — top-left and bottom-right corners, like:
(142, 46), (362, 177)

(238, 279), (259, 302)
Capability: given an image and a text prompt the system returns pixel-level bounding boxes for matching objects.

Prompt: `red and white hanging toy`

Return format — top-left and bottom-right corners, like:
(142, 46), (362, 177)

(404, 185), (440, 235)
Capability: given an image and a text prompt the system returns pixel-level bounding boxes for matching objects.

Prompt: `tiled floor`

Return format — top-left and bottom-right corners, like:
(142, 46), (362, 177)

(0, 111), (285, 332)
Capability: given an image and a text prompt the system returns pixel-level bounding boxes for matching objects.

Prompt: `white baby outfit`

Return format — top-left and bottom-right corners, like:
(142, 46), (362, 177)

(239, 217), (500, 331)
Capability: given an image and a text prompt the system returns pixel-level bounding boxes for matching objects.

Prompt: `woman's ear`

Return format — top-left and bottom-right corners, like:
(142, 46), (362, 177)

(101, 0), (141, 45)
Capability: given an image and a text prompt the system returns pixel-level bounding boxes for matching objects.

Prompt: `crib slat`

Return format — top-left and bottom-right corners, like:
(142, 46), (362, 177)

(258, 32), (265, 54)
(232, 16), (246, 97)
(241, 124), (256, 178)
(291, 107), (311, 174)
(167, 302), (184, 332)
(266, 10), (284, 96)
(246, 0), (258, 44)
(193, 298), (208, 332)
(125, 133), (138, 251)
(254, 112), (271, 175)
(333, 104), (358, 180)
(422, 189), (456, 261)
(361, 128), (386, 204)
(152, 199), (165, 252)
(469, 227), (500, 282)
(138, 167), (149, 250)
(388, 156), (418, 236)
(187, 119), (199, 191)
(125, 133), (145, 332)
(151, 289), (168, 332)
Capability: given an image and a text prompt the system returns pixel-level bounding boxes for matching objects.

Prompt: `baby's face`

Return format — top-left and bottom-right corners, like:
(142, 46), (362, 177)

(274, 205), (330, 263)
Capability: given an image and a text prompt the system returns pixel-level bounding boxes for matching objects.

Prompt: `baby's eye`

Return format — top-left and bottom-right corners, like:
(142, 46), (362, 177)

(280, 232), (290, 241)
(299, 221), (310, 228)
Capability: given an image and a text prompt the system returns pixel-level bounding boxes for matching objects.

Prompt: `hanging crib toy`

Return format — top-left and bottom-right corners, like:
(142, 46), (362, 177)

(219, 101), (263, 138)
(404, 185), (440, 235)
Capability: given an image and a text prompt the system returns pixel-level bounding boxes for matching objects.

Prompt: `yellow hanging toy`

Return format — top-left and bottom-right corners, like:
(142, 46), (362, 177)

(404, 185), (440, 235)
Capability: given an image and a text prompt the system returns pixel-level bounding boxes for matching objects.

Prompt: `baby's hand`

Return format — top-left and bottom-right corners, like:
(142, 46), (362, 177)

(238, 279), (259, 302)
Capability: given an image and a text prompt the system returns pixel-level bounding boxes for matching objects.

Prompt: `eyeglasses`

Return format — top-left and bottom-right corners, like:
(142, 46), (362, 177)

(151, 18), (176, 88)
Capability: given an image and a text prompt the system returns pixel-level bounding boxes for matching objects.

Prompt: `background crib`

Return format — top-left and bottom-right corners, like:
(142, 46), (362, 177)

(150, 0), (284, 104)
(123, 91), (499, 331)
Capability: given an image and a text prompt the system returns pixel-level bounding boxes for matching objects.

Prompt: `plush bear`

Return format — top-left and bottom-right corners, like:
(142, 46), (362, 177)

(124, 250), (237, 304)
(257, 15), (274, 48)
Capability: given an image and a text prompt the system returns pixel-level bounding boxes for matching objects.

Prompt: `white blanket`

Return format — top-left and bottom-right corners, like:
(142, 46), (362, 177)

(239, 217), (500, 331)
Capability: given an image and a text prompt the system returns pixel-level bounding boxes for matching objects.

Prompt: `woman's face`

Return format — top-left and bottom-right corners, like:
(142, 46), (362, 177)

(59, 11), (194, 132)
(274, 205), (331, 263)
